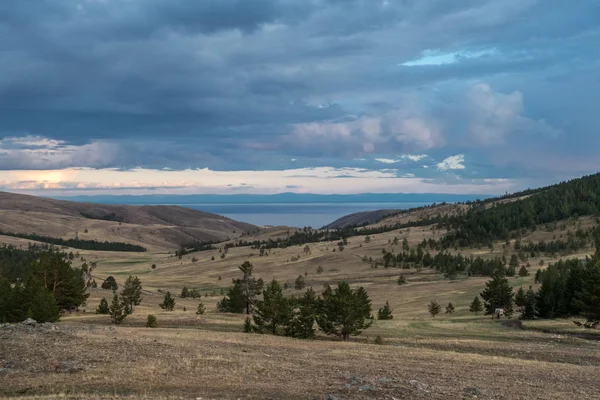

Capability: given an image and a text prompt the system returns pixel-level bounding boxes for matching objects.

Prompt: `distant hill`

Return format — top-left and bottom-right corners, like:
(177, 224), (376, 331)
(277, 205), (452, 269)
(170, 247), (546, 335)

(0, 191), (259, 250)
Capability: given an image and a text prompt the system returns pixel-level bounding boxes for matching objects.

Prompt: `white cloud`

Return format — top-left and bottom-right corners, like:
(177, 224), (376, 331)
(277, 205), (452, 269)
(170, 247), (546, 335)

(467, 83), (559, 145)
(400, 154), (428, 162)
(437, 154), (465, 171)
(375, 158), (400, 164)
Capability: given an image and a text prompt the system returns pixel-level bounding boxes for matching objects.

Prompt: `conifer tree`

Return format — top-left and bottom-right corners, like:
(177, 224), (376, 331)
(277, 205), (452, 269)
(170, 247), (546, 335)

(146, 314), (157, 328)
(521, 287), (536, 320)
(180, 286), (189, 298)
(109, 293), (127, 325)
(518, 265), (529, 277)
(428, 300), (441, 318)
(101, 275), (118, 291)
(27, 279), (60, 323)
(515, 287), (526, 313)
(480, 268), (514, 317)
(294, 275), (306, 290)
(96, 297), (110, 314)
(377, 301), (393, 320)
(217, 280), (246, 313)
(445, 302), (455, 314)
(121, 275), (142, 313)
(243, 317), (252, 333)
(469, 296), (483, 314)
(288, 287), (317, 339)
(316, 281), (372, 341)
(196, 301), (205, 315)
(397, 275), (407, 285)
(159, 291), (175, 311)
(253, 280), (294, 335)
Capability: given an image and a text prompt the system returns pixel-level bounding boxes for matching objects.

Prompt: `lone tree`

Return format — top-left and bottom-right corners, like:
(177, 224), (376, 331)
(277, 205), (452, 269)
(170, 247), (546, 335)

(96, 297), (109, 314)
(101, 276), (118, 291)
(377, 301), (394, 320)
(397, 275), (407, 285)
(294, 275), (306, 290)
(146, 314), (157, 328)
(445, 302), (455, 314)
(480, 268), (514, 318)
(180, 286), (190, 298)
(428, 300), (441, 318)
(159, 291), (175, 311)
(316, 281), (372, 341)
(252, 280), (294, 335)
(196, 301), (205, 315)
(469, 296), (483, 314)
(109, 293), (128, 325)
(121, 275), (142, 313)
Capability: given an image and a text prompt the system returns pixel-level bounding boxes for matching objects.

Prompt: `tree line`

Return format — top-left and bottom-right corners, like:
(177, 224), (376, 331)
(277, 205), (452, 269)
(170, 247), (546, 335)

(0, 230), (146, 252)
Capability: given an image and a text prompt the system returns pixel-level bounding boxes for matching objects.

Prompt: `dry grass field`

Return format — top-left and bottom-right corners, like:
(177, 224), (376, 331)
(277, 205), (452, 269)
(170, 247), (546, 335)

(1, 213), (600, 399)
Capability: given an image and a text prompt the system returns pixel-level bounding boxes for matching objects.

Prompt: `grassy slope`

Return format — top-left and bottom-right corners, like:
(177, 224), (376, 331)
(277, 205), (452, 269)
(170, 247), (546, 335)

(2, 211), (599, 399)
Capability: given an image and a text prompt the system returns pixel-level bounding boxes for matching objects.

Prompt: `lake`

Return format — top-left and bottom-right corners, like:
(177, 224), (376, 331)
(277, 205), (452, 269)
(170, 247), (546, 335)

(181, 202), (432, 228)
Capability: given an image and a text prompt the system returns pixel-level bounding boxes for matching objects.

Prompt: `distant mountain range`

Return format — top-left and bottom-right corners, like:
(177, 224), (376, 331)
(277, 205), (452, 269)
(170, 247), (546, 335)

(49, 192), (492, 205)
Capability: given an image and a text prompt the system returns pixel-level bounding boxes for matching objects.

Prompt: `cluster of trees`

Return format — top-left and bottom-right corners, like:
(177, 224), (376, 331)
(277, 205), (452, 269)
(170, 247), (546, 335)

(0, 244), (51, 281)
(96, 275), (143, 324)
(379, 248), (510, 279)
(1, 251), (90, 323)
(516, 226), (600, 256)
(179, 286), (203, 299)
(466, 249), (600, 323)
(218, 261), (381, 341)
(0, 231), (146, 252)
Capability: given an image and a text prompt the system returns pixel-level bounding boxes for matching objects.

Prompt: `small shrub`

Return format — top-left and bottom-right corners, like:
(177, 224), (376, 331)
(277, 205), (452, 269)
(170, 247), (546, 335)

(243, 317), (252, 333)
(374, 335), (384, 345)
(146, 314), (157, 328)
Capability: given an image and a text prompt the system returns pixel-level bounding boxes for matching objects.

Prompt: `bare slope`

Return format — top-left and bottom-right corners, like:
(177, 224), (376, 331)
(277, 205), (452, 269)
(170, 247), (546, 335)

(0, 191), (259, 249)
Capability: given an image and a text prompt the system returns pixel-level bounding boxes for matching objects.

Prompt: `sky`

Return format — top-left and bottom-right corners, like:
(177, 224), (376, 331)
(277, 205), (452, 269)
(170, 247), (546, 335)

(0, 0), (599, 196)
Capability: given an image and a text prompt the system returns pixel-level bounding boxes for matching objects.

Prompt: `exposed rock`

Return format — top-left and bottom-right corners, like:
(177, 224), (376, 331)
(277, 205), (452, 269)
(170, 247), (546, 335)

(0, 368), (11, 375)
(377, 377), (394, 384)
(358, 384), (375, 392)
(55, 361), (84, 374)
(21, 318), (37, 326)
(463, 387), (483, 396)
(346, 376), (361, 386)
(409, 379), (433, 392)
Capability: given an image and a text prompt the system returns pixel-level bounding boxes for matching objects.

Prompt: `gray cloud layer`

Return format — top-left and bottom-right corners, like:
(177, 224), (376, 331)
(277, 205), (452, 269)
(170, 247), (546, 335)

(0, 0), (599, 184)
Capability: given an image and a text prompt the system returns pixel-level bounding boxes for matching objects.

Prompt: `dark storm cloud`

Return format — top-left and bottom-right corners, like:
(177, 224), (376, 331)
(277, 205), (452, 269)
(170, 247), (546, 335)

(0, 0), (599, 184)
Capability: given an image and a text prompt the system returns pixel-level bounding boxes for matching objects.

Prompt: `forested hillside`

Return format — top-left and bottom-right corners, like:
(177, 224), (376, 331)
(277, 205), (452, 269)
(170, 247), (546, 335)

(438, 173), (600, 248)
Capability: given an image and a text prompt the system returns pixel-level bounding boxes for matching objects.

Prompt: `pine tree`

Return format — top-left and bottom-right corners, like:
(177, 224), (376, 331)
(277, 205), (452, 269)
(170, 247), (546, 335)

(196, 301), (205, 315)
(96, 297), (110, 314)
(428, 300), (441, 318)
(294, 275), (306, 290)
(27, 279), (60, 323)
(518, 265), (529, 277)
(146, 314), (157, 328)
(109, 293), (127, 325)
(217, 280), (246, 313)
(316, 281), (372, 341)
(469, 296), (483, 314)
(180, 286), (189, 298)
(159, 291), (175, 311)
(288, 287), (317, 339)
(377, 301), (393, 320)
(243, 317), (252, 333)
(101, 275), (118, 291)
(397, 275), (407, 285)
(445, 302), (455, 314)
(121, 275), (142, 313)
(480, 268), (514, 317)
(515, 287), (526, 313)
(252, 280), (294, 335)
(521, 287), (536, 320)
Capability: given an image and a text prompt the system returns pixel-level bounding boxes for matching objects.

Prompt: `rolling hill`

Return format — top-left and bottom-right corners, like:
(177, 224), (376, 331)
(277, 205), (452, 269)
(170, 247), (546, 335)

(0, 191), (259, 250)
